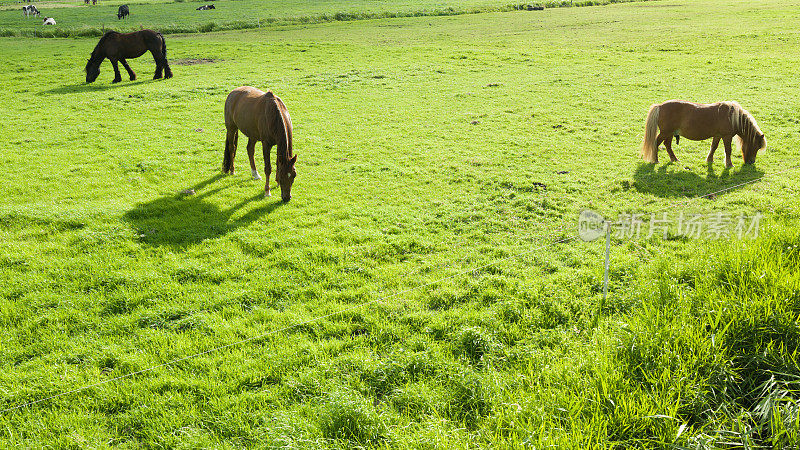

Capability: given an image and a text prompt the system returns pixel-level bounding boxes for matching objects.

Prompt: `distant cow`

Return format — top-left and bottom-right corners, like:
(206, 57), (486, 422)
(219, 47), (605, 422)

(196, 4), (215, 10)
(22, 5), (39, 17)
(42, 17), (55, 25)
(117, 4), (129, 19)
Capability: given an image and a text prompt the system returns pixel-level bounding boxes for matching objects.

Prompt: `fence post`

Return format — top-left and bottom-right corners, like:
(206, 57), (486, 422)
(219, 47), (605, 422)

(602, 221), (610, 308)
(580, 209), (610, 328)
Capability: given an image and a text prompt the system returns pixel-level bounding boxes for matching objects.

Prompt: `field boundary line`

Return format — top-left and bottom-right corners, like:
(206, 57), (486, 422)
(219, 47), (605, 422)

(2, 163), (799, 415)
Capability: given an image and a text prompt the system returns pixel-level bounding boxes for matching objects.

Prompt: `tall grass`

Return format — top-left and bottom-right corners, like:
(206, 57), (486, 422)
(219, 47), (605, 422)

(536, 225), (800, 447)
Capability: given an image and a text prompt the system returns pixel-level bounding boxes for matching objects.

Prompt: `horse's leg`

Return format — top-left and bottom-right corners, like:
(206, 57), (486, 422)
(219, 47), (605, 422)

(153, 54), (163, 79)
(664, 136), (678, 162)
(162, 59), (173, 79)
(247, 138), (261, 180)
(243, 138), (260, 180)
(722, 136), (734, 168)
(151, 41), (173, 80)
(120, 59), (136, 81)
(707, 137), (720, 162)
(262, 142), (273, 197)
(153, 55), (172, 80)
(110, 59), (122, 83)
(223, 127), (238, 174)
(653, 132), (670, 164)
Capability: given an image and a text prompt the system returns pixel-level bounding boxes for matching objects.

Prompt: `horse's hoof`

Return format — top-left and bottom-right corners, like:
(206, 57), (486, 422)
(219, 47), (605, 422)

(112, 79), (121, 84)
(264, 191), (271, 198)
(251, 170), (261, 180)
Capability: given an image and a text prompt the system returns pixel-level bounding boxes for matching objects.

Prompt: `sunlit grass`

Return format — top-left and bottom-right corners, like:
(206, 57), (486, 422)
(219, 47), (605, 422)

(0, 0), (799, 446)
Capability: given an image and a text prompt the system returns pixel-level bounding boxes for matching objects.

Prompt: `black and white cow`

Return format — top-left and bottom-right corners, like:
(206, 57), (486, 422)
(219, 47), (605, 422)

(196, 4), (215, 10)
(22, 5), (40, 17)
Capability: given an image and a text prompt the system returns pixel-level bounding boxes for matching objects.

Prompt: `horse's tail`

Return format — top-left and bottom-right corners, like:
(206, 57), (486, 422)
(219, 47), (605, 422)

(157, 32), (167, 58)
(223, 129), (237, 173)
(156, 31), (172, 78)
(640, 104), (660, 163)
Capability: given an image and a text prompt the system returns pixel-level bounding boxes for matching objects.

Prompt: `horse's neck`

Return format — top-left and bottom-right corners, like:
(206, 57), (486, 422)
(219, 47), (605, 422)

(270, 102), (291, 164)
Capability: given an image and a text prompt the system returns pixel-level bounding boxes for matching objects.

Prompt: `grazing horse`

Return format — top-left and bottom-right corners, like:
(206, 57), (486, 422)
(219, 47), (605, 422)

(117, 4), (129, 19)
(85, 30), (172, 83)
(641, 100), (766, 167)
(223, 86), (297, 202)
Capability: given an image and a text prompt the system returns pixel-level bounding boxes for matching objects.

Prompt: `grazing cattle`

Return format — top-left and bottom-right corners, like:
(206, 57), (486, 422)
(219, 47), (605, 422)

(85, 30), (173, 83)
(196, 4), (215, 10)
(641, 100), (766, 167)
(42, 17), (55, 25)
(22, 5), (39, 17)
(223, 87), (297, 201)
(117, 4), (129, 19)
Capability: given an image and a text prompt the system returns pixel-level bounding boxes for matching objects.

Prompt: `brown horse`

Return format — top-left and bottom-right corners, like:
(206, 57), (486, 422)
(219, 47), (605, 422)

(641, 100), (766, 167)
(223, 86), (297, 202)
(85, 30), (172, 83)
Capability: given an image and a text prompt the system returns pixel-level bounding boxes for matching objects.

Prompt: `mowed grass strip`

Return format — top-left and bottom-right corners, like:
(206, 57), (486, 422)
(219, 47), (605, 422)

(0, 0), (799, 446)
(0, 0), (651, 37)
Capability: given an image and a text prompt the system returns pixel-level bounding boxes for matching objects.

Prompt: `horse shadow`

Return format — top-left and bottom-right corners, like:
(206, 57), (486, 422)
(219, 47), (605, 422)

(124, 174), (282, 249)
(631, 161), (765, 198)
(41, 79), (157, 95)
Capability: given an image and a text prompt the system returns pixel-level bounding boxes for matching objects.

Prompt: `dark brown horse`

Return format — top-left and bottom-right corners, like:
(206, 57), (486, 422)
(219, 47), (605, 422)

(641, 100), (765, 167)
(223, 86), (297, 202)
(85, 30), (172, 83)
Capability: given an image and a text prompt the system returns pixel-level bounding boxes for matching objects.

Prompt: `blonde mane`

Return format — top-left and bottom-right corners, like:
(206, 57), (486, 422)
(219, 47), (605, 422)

(729, 101), (766, 162)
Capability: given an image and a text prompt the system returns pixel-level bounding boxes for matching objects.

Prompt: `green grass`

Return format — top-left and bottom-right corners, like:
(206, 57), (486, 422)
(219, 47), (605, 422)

(0, 0), (645, 37)
(1, 0), (800, 446)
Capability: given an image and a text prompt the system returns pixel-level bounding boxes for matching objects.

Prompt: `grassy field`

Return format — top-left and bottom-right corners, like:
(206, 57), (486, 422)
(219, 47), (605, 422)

(1, 0), (800, 447)
(0, 0), (631, 37)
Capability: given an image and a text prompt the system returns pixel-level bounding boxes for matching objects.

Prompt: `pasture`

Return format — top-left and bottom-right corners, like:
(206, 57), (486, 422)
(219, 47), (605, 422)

(0, 0), (621, 37)
(1, 0), (800, 447)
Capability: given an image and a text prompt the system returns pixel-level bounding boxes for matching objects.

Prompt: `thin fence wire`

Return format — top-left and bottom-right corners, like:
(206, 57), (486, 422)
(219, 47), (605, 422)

(2, 163), (799, 415)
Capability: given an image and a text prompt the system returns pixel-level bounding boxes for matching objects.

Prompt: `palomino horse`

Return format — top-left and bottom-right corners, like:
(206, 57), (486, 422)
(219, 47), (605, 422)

(641, 100), (766, 167)
(223, 86), (297, 202)
(85, 30), (172, 83)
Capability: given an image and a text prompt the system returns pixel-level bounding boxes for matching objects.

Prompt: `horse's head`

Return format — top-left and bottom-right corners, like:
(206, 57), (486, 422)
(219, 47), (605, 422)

(85, 61), (99, 83)
(746, 132), (766, 164)
(740, 131), (766, 165)
(277, 154), (297, 202)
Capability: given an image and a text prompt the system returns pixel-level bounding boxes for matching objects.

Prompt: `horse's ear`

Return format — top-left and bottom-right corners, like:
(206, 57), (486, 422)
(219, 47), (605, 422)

(290, 154), (297, 165)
